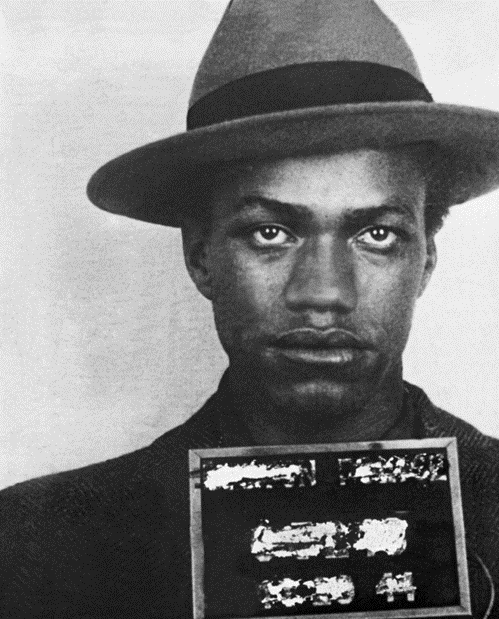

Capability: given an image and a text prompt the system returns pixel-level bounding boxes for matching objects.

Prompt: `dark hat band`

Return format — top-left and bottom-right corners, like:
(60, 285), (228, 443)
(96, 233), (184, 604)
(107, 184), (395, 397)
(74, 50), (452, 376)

(187, 61), (433, 130)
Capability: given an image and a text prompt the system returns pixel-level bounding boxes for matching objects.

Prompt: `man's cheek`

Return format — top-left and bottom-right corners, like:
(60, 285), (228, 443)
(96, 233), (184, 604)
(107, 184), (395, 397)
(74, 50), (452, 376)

(361, 275), (414, 328)
(226, 264), (278, 313)
(373, 291), (417, 352)
(211, 277), (263, 344)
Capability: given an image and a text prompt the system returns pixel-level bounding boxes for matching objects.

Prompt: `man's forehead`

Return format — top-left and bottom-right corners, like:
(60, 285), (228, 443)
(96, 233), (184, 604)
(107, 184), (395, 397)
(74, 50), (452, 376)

(210, 146), (428, 218)
(225, 145), (428, 180)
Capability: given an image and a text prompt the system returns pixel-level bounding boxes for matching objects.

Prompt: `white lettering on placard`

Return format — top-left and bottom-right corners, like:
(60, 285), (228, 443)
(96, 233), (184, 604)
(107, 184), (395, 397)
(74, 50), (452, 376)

(353, 518), (408, 556)
(258, 575), (355, 609)
(376, 572), (416, 603)
(339, 453), (447, 485)
(203, 459), (316, 490)
(251, 517), (407, 561)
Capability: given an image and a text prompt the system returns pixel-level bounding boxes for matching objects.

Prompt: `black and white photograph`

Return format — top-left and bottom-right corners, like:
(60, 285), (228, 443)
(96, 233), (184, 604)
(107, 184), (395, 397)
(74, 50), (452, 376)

(0, 1), (497, 618)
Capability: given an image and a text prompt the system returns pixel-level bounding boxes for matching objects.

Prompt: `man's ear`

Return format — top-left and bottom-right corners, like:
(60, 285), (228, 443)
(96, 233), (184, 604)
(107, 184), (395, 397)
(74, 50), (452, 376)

(181, 218), (214, 300)
(418, 234), (437, 297)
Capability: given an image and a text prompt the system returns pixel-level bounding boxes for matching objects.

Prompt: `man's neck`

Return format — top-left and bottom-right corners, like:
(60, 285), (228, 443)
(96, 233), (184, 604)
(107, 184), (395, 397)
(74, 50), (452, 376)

(222, 368), (410, 445)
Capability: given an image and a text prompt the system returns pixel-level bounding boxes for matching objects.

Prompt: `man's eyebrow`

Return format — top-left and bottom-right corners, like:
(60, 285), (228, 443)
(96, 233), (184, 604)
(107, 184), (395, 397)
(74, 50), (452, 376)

(341, 203), (418, 225)
(232, 195), (311, 218)
(232, 195), (418, 224)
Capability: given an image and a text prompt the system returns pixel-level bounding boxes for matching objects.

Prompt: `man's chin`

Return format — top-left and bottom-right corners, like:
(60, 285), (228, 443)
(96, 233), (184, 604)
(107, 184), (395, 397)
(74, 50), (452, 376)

(263, 375), (376, 419)
(229, 348), (385, 416)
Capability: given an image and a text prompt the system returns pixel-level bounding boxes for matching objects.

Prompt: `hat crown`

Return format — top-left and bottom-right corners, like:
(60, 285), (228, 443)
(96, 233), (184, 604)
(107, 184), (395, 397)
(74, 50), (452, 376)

(190, 0), (423, 109)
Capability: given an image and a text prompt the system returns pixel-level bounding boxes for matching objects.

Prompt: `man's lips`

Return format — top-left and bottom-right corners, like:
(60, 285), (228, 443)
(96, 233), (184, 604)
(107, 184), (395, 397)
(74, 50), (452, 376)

(273, 328), (369, 349)
(270, 328), (371, 366)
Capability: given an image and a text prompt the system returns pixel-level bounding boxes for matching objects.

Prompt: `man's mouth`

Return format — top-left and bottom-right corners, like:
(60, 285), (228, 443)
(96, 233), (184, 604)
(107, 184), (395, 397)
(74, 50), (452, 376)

(270, 328), (371, 366)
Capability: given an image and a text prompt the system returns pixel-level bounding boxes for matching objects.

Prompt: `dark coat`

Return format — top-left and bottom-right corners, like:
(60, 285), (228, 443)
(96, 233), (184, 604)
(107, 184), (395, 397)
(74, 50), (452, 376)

(1, 381), (497, 618)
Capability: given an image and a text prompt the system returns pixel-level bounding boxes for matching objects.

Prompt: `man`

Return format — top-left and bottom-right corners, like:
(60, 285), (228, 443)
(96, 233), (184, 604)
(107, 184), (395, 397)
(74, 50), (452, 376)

(1, 0), (498, 617)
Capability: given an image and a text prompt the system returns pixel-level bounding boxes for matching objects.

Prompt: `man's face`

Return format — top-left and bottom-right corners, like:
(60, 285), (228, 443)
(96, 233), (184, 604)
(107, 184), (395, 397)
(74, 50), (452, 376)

(184, 148), (436, 415)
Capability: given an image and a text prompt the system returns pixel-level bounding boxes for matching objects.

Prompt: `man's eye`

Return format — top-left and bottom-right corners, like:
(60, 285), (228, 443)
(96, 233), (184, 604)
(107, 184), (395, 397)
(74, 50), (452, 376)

(357, 226), (398, 250)
(250, 225), (294, 247)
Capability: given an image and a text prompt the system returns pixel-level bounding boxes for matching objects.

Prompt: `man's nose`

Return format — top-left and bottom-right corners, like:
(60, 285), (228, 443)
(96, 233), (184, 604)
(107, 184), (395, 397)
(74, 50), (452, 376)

(284, 235), (358, 313)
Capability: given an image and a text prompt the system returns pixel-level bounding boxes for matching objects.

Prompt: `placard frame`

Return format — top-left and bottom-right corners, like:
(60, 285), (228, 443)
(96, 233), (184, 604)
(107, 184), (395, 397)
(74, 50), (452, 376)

(189, 437), (471, 619)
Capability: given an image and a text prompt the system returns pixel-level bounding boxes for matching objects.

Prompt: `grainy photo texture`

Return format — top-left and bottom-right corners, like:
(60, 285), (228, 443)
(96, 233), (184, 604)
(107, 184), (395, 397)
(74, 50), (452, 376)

(0, 1), (498, 618)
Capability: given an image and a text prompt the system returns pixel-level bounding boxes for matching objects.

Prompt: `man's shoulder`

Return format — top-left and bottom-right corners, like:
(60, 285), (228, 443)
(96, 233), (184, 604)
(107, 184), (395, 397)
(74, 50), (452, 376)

(1, 446), (143, 517)
(431, 404), (499, 490)
(412, 384), (499, 522)
(432, 404), (498, 451)
(5, 424), (184, 499)
(0, 426), (193, 544)
(409, 381), (499, 514)
(408, 380), (499, 455)
(0, 394), (221, 540)
(0, 419), (199, 616)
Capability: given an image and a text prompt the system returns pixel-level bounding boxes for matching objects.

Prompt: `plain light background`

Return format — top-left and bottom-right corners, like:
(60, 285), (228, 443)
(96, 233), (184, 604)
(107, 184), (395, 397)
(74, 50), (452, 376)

(0, 0), (497, 490)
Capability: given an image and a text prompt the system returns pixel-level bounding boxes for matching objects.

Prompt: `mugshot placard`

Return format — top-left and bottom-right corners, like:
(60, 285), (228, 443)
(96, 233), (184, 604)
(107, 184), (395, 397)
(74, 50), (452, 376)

(189, 438), (471, 619)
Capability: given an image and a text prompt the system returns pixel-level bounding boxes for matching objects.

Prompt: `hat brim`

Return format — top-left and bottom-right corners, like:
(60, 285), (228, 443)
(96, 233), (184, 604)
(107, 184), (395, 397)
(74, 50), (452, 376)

(87, 101), (499, 227)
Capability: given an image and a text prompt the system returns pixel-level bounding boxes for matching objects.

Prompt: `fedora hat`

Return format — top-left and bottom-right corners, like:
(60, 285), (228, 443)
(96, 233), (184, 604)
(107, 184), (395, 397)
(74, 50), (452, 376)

(87, 0), (499, 227)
